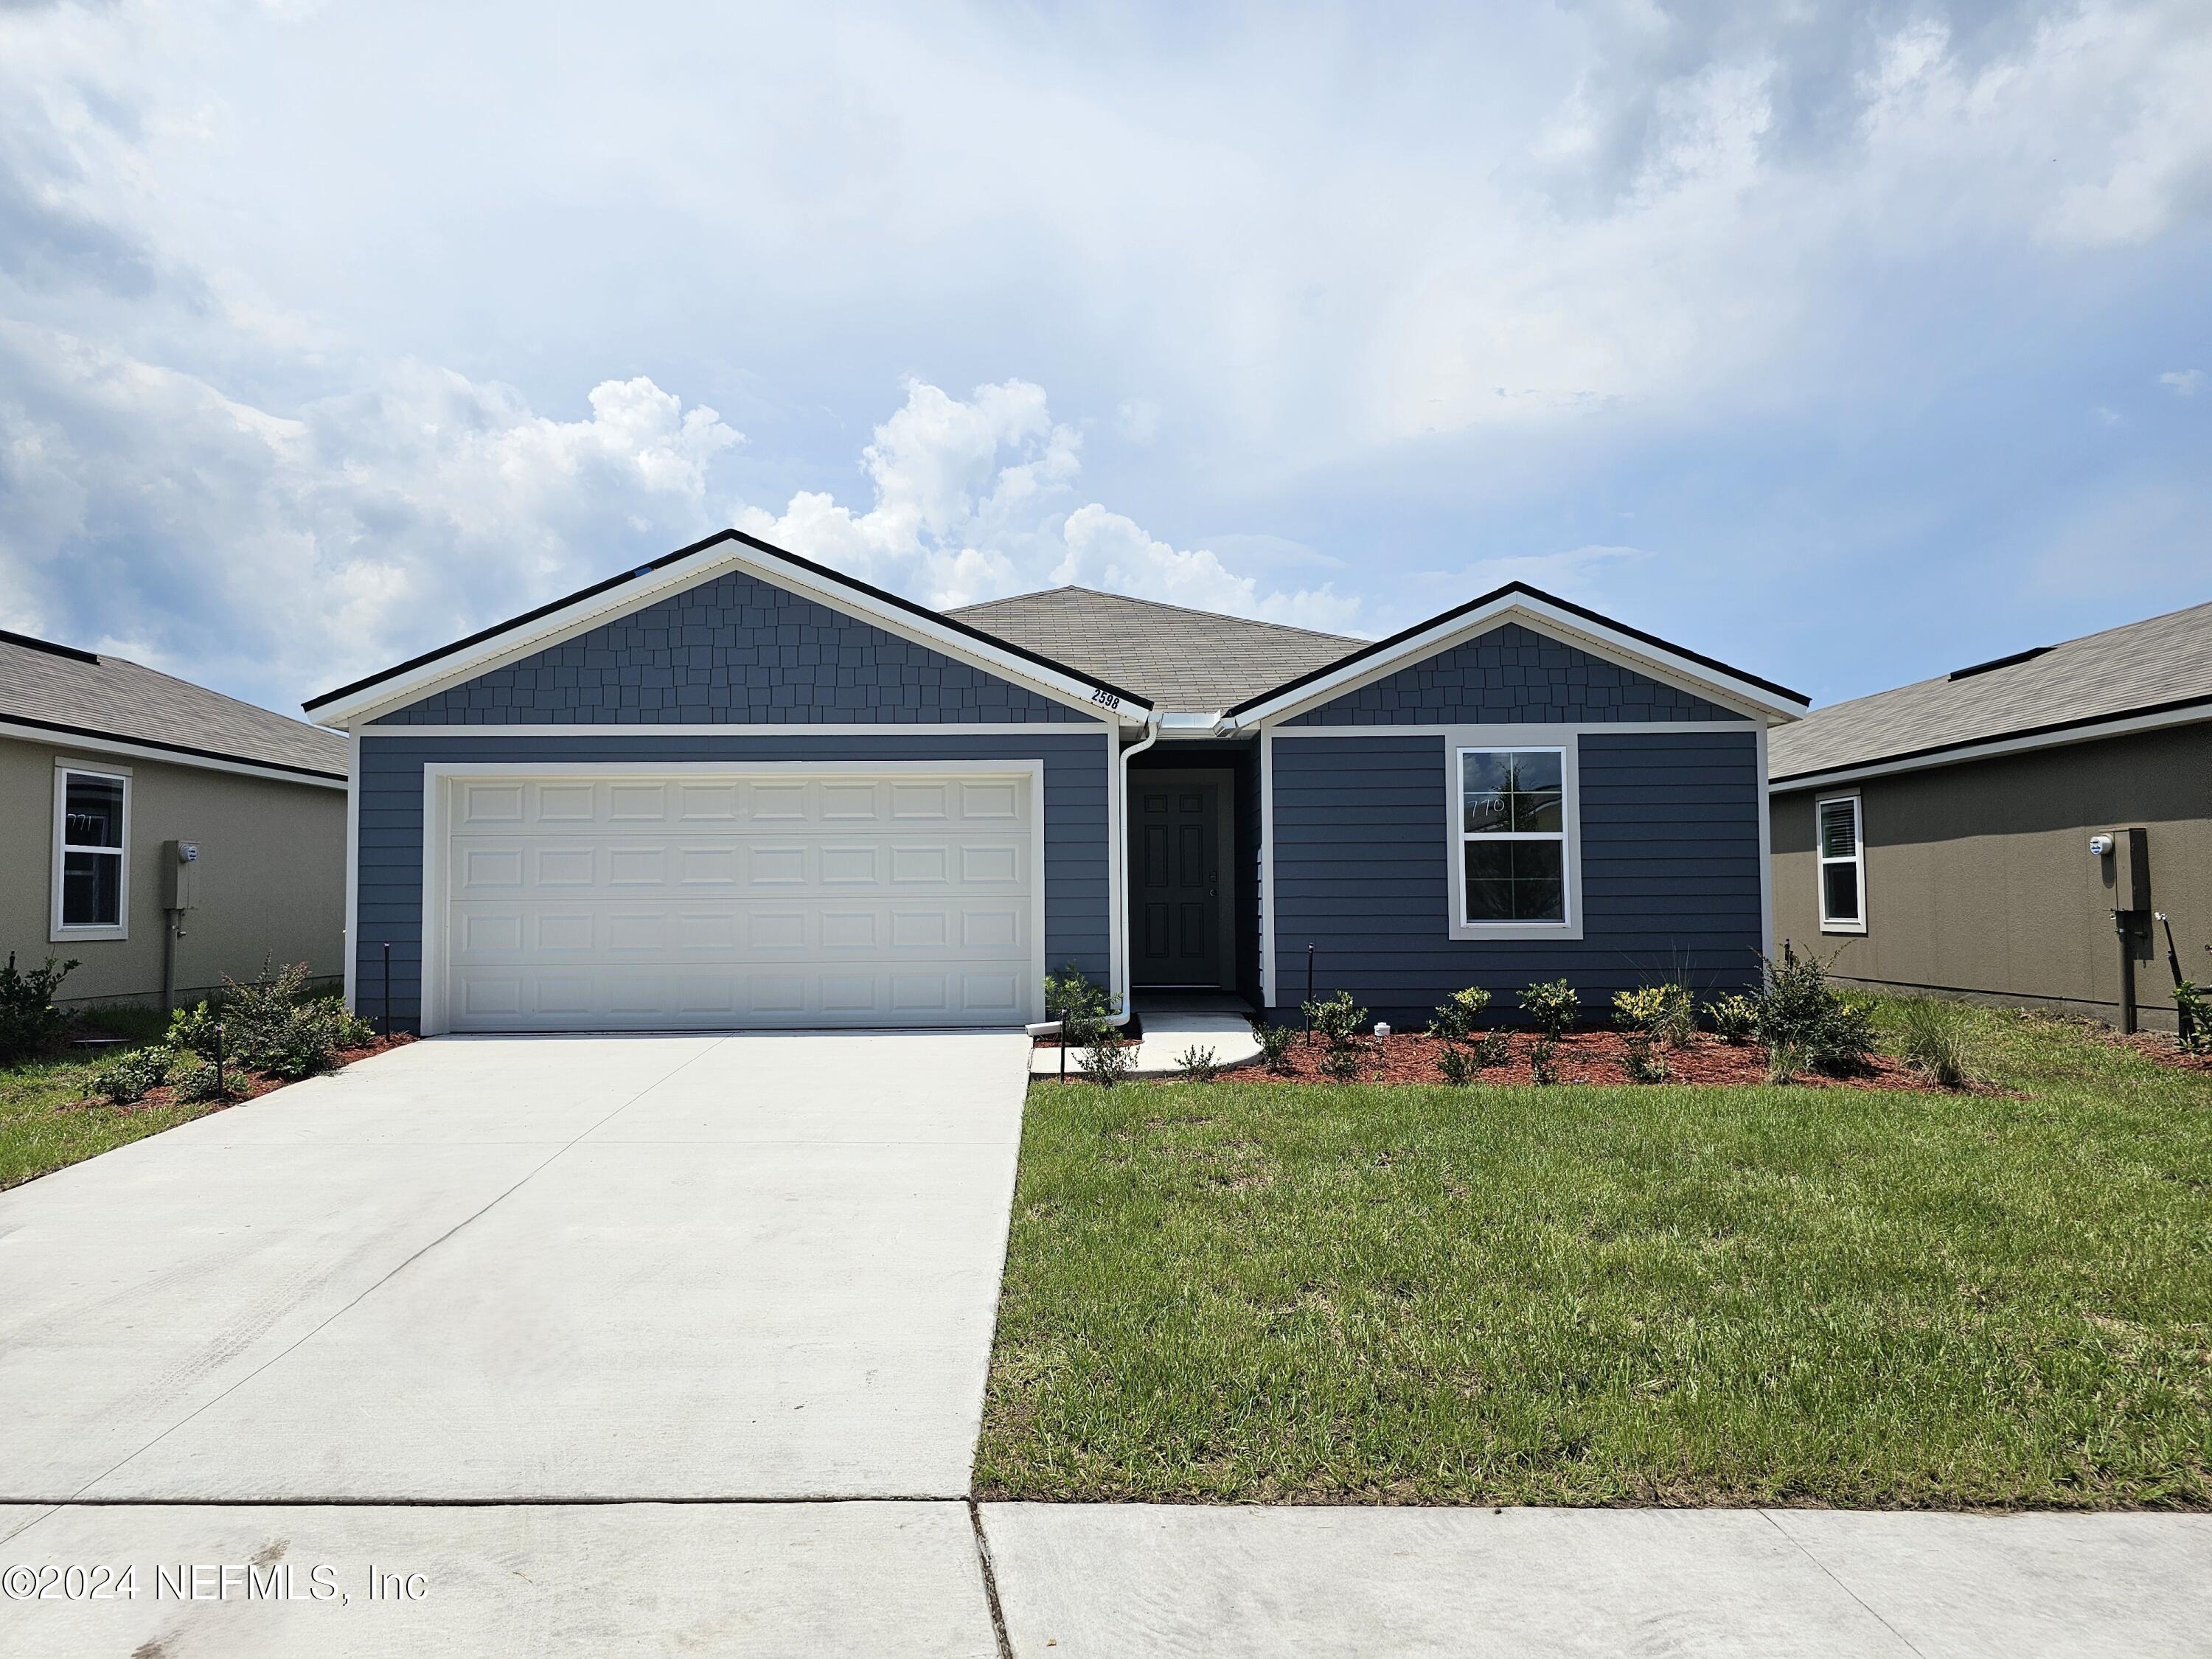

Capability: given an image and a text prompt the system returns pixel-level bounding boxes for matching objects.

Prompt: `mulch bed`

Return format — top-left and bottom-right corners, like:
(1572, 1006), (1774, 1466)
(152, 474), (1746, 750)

(71, 1032), (417, 1114)
(2107, 1029), (2212, 1074)
(1216, 1029), (1941, 1091)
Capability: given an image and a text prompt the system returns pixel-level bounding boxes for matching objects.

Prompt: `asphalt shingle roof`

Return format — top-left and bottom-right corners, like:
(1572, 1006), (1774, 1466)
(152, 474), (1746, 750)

(948, 587), (1363, 713)
(0, 630), (348, 779)
(1769, 598), (2212, 783)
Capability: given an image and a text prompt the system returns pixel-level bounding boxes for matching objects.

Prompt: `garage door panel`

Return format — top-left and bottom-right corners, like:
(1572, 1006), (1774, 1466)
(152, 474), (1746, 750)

(441, 768), (1039, 1031)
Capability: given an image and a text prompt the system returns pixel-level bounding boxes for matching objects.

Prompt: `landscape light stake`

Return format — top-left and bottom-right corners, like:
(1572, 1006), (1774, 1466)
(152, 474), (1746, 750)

(1305, 944), (1315, 1043)
(382, 941), (392, 1040)
(214, 1020), (223, 1099)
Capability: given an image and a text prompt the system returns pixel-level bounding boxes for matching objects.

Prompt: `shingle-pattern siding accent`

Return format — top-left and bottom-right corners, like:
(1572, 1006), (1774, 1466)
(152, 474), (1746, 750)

(1284, 623), (1734, 726)
(354, 731), (1111, 1031)
(382, 571), (1088, 725)
(1268, 729), (1762, 1021)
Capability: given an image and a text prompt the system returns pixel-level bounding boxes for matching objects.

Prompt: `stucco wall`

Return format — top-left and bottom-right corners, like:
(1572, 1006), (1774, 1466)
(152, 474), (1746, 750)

(1769, 722), (2212, 1032)
(0, 736), (347, 1006)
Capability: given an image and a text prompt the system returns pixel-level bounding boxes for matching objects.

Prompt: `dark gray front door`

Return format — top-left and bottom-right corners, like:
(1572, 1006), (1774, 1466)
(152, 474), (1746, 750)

(1134, 782), (1222, 987)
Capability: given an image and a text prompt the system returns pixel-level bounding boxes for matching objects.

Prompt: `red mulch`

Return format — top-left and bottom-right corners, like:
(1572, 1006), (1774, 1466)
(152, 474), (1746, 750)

(77, 1032), (417, 1115)
(1211, 1029), (1944, 1091)
(2107, 1029), (2212, 1074)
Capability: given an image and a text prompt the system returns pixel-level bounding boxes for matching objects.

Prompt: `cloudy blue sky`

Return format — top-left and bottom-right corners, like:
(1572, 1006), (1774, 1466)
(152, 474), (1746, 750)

(2, 0), (2207, 717)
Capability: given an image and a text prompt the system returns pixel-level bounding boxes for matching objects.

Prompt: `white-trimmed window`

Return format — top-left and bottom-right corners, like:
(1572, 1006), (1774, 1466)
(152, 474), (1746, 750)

(1449, 738), (1582, 939)
(52, 763), (131, 941)
(1815, 793), (1865, 933)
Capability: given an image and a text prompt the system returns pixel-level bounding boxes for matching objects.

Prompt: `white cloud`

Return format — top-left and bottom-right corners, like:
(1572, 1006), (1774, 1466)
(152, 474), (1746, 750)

(0, 324), (742, 706)
(737, 378), (1363, 631)
(2160, 369), (2205, 396)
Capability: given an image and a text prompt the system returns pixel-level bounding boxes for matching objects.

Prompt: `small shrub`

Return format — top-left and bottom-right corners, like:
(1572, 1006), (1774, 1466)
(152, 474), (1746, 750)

(1755, 943), (1876, 1077)
(1046, 964), (1112, 1024)
(1176, 1044), (1220, 1083)
(1705, 993), (1759, 1045)
(1809, 994), (1879, 1078)
(1251, 1020), (1298, 1074)
(0, 954), (79, 1066)
(167, 1052), (225, 1103)
(164, 1001), (221, 1062)
(1304, 990), (1368, 1048)
(1519, 979), (1579, 1040)
(1620, 1034), (1669, 1084)
(1612, 985), (1670, 1034)
(1318, 1040), (1368, 1082)
(1437, 1044), (1479, 1086)
(1888, 997), (1983, 1088)
(1471, 1031), (1512, 1068)
(1766, 1040), (1806, 1085)
(1077, 1030), (1135, 1088)
(1426, 985), (1492, 1043)
(1526, 1035), (1559, 1085)
(1049, 964), (1122, 1057)
(2174, 980), (2212, 1054)
(94, 1044), (172, 1105)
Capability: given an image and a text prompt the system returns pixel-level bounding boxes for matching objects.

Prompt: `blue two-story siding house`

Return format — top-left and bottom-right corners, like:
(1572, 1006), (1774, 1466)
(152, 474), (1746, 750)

(305, 530), (1805, 1033)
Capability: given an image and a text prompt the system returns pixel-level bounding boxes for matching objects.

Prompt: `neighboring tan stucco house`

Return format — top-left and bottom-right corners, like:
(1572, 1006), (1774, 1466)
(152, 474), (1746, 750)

(1, 629), (349, 1009)
(1768, 599), (2212, 1034)
(304, 529), (1808, 1035)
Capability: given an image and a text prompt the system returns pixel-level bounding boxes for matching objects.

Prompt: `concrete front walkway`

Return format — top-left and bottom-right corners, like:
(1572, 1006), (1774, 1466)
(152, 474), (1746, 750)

(0, 1032), (1030, 1503)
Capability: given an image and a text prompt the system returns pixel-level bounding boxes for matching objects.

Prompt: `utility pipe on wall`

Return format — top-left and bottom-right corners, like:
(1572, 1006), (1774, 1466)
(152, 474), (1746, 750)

(1108, 714), (1163, 1027)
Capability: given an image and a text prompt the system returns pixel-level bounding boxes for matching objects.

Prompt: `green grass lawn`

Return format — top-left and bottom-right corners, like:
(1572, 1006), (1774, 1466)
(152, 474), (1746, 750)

(0, 1005), (218, 1192)
(976, 1006), (2212, 1509)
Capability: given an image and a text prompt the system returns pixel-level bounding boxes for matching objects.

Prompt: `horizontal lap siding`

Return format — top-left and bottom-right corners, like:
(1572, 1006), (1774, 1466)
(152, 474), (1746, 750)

(355, 731), (1111, 1031)
(1270, 731), (1761, 1021)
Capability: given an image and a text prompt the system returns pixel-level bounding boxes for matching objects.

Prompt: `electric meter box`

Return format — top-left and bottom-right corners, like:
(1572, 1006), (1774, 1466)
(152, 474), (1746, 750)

(161, 840), (200, 911)
(2104, 827), (2150, 914)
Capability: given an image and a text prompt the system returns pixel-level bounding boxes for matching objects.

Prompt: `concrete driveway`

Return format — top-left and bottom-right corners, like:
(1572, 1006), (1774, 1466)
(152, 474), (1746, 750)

(0, 1032), (1030, 1503)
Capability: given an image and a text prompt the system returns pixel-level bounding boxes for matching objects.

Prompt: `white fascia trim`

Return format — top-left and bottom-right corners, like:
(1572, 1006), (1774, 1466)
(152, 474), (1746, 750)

(356, 722), (1098, 738)
(414, 757), (1050, 1037)
(343, 729), (361, 1011)
(1767, 702), (2212, 794)
(1154, 712), (1227, 738)
(1, 719), (347, 790)
(1225, 598), (1804, 728)
(1266, 720), (1758, 737)
(1258, 728), (1276, 1009)
(314, 540), (1146, 730)
(1755, 723), (1775, 964)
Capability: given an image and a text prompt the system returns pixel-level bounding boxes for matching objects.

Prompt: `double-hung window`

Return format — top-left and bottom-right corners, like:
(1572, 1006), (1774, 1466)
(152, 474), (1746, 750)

(53, 764), (130, 940)
(1451, 740), (1580, 939)
(1815, 793), (1865, 933)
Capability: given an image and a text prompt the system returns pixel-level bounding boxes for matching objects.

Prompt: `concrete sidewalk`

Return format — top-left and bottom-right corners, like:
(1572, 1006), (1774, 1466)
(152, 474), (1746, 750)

(980, 1504), (2212, 1658)
(4, 1501), (2205, 1656)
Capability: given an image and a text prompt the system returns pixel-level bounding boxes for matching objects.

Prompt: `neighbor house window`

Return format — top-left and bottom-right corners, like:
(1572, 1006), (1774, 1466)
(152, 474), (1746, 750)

(1816, 793), (1865, 933)
(53, 765), (130, 939)
(1454, 745), (1573, 931)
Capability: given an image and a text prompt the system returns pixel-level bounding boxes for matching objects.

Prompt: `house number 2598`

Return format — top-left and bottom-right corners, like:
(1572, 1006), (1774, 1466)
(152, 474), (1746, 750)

(1089, 688), (1121, 710)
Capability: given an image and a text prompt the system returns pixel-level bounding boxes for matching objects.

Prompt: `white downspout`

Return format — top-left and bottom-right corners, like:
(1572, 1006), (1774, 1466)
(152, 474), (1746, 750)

(1109, 714), (1162, 1026)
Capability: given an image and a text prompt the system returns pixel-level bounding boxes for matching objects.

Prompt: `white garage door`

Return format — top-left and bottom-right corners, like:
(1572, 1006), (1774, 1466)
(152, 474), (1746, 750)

(433, 766), (1043, 1032)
